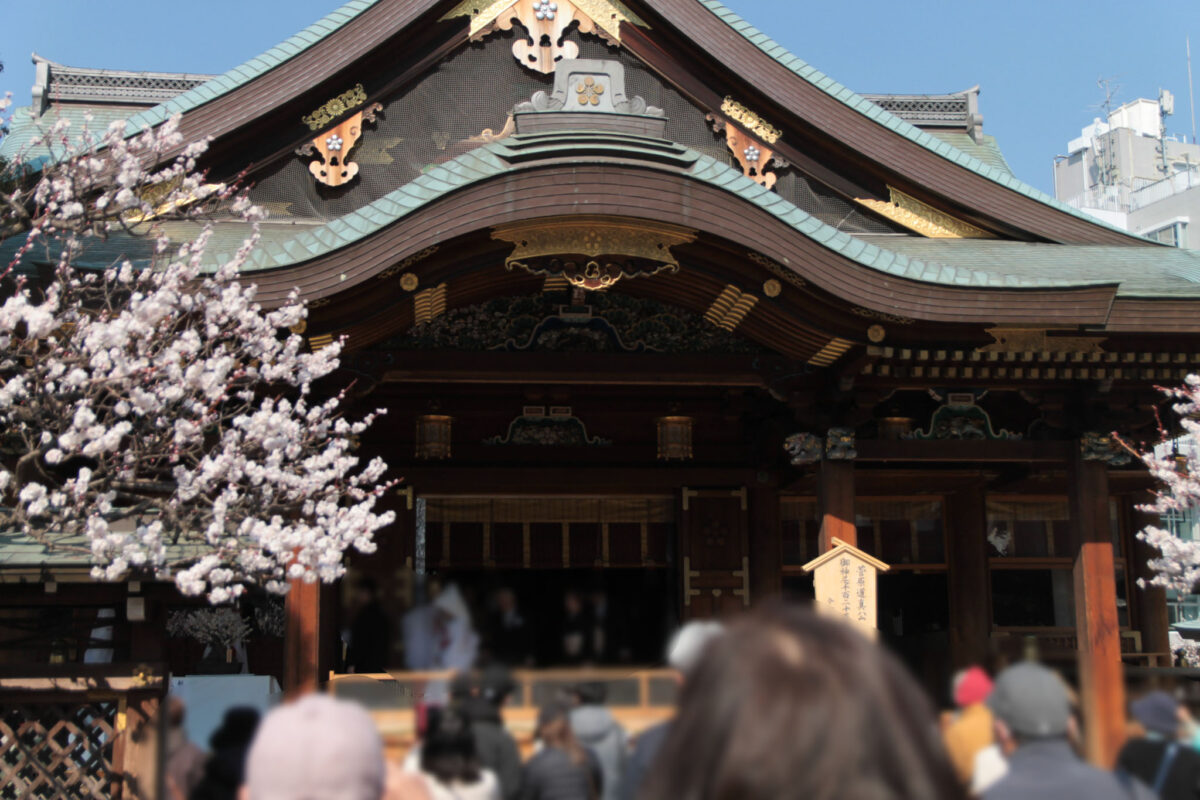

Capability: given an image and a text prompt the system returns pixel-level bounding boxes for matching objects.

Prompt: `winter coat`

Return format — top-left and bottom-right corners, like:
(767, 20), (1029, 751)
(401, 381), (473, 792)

(463, 698), (523, 800)
(616, 721), (669, 800)
(985, 739), (1154, 800)
(1118, 737), (1200, 800)
(519, 746), (602, 800)
(569, 706), (626, 800)
(419, 768), (501, 800)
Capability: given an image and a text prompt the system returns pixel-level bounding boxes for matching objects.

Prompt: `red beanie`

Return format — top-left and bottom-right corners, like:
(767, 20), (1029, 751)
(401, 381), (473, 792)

(954, 666), (993, 708)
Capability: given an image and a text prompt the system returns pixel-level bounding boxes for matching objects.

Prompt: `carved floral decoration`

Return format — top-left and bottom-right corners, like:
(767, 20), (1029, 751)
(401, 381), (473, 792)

(485, 407), (610, 446)
(380, 292), (764, 355)
(708, 99), (786, 190)
(298, 103), (382, 188)
(440, 0), (648, 75)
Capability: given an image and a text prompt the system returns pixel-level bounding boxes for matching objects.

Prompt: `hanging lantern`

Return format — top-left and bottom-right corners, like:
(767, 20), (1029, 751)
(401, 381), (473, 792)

(415, 414), (453, 459)
(656, 416), (694, 461)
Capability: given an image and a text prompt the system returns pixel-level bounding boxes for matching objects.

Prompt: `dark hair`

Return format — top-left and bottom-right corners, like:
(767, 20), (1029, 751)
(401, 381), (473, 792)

(420, 707), (482, 785)
(537, 702), (589, 767)
(573, 681), (607, 706)
(641, 603), (966, 800)
(209, 706), (260, 750)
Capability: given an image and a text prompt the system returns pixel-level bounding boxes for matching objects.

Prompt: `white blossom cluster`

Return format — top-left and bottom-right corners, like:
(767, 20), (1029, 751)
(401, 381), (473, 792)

(1133, 375), (1200, 593)
(0, 111), (395, 602)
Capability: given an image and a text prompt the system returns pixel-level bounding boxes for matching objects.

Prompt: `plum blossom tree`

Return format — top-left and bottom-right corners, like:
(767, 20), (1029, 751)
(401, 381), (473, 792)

(1128, 375), (1200, 594)
(0, 100), (394, 603)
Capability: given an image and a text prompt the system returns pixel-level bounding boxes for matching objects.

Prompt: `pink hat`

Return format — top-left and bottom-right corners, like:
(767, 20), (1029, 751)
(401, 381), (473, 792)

(244, 694), (385, 800)
(954, 666), (994, 708)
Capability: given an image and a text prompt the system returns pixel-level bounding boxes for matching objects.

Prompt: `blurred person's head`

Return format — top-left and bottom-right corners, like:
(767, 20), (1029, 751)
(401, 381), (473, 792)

(951, 666), (993, 709)
(665, 619), (724, 686)
(536, 701), (589, 765)
(1131, 690), (1182, 738)
(211, 706), (260, 751)
(641, 603), (964, 800)
(571, 681), (607, 707)
(351, 576), (379, 609)
(420, 707), (481, 786)
(241, 694), (385, 800)
(449, 670), (479, 704)
(167, 695), (187, 731)
(564, 590), (583, 616)
(495, 587), (517, 613)
(479, 664), (515, 707)
(987, 662), (1074, 754)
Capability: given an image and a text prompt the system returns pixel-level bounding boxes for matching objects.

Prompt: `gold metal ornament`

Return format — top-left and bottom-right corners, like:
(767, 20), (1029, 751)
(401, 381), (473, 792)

(399, 273), (420, 292)
(855, 187), (995, 239)
(302, 84), (368, 131)
(867, 324), (886, 343)
(762, 279), (782, 298)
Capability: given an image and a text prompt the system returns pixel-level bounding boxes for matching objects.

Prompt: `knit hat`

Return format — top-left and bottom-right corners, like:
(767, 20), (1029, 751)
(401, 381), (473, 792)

(666, 620), (725, 674)
(1131, 691), (1180, 736)
(987, 662), (1072, 739)
(953, 666), (994, 708)
(244, 695), (385, 800)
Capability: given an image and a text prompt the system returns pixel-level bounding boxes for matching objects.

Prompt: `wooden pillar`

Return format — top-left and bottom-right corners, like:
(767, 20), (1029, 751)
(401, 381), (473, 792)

(284, 578), (323, 700)
(818, 460), (855, 551)
(1131, 492), (1171, 662)
(1070, 453), (1126, 767)
(119, 692), (164, 800)
(946, 483), (990, 669)
(749, 485), (782, 600)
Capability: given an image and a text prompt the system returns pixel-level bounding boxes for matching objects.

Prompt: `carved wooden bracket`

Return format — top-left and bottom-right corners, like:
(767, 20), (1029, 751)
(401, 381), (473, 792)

(299, 103), (382, 187)
(708, 101), (785, 190)
(441, 0), (648, 74)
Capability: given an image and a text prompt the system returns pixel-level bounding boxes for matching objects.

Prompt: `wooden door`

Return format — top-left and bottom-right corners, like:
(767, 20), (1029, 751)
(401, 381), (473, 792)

(680, 487), (750, 619)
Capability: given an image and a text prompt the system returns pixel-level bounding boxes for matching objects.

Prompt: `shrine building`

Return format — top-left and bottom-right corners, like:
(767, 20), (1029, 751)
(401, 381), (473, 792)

(6, 0), (1200, 767)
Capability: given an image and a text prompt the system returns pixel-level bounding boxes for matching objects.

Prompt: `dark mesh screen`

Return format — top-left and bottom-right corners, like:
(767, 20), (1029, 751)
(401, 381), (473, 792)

(250, 26), (894, 234)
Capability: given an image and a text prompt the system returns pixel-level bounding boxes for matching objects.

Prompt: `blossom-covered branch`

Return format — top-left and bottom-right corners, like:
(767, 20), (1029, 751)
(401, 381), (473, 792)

(0, 110), (394, 602)
(1129, 375), (1200, 593)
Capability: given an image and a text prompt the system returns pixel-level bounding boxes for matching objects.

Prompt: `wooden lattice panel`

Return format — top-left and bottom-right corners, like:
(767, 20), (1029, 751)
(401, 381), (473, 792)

(0, 701), (118, 799)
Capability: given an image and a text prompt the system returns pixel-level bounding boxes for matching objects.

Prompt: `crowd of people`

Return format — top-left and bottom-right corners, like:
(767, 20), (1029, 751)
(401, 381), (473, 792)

(343, 578), (649, 675)
(168, 602), (1200, 800)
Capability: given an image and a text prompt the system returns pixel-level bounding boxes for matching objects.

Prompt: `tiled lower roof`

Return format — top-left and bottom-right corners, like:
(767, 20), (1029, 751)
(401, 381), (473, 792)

(4, 129), (1191, 297)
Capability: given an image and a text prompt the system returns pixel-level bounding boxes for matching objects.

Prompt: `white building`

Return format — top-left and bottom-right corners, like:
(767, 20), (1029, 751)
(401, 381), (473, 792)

(1054, 95), (1200, 247)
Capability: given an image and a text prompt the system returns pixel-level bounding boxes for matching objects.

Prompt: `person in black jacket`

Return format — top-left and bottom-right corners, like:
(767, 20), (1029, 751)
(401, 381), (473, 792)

(1118, 691), (1200, 800)
(345, 576), (391, 674)
(453, 666), (524, 800)
(521, 702), (602, 800)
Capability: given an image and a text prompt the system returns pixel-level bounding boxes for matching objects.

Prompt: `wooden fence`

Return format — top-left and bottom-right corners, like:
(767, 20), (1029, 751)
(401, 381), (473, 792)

(0, 665), (166, 799)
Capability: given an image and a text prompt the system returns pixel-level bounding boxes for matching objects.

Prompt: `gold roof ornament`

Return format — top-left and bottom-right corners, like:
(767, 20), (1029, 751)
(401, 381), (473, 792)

(492, 216), (696, 291)
(855, 187), (995, 239)
(441, 0), (648, 73)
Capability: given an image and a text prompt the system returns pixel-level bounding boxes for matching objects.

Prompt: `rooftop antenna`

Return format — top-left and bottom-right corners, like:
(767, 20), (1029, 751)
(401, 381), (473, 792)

(1189, 36), (1197, 144)
(1093, 77), (1121, 189)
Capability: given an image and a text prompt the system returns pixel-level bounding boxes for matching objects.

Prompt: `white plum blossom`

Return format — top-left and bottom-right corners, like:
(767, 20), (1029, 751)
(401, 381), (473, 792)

(1128, 375), (1200, 593)
(0, 113), (395, 602)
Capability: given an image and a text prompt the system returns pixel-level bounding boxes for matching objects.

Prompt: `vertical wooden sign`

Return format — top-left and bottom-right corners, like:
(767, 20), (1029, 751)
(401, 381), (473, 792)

(802, 537), (889, 638)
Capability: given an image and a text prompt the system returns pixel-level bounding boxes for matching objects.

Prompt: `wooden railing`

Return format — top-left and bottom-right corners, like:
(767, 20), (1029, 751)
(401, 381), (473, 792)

(990, 628), (1168, 666)
(0, 664), (166, 799)
(328, 667), (677, 758)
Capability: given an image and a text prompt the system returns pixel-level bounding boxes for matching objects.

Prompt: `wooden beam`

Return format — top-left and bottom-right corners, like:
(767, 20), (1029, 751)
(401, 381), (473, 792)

(1074, 542), (1126, 767)
(856, 439), (1072, 463)
(284, 578), (322, 700)
(818, 460), (856, 552)
(946, 484), (990, 668)
(1070, 453), (1126, 767)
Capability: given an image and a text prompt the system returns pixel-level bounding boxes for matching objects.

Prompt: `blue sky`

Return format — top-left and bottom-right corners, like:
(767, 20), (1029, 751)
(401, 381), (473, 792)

(3, 0), (1198, 195)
